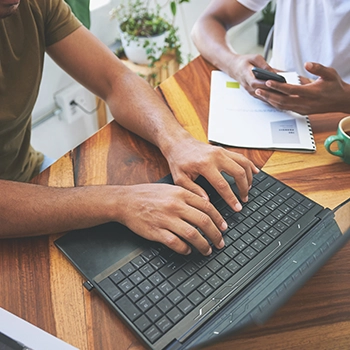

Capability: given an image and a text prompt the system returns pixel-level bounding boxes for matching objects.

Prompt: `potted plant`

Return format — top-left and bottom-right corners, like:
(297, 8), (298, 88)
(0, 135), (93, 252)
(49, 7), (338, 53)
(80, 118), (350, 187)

(257, 1), (275, 46)
(110, 0), (190, 66)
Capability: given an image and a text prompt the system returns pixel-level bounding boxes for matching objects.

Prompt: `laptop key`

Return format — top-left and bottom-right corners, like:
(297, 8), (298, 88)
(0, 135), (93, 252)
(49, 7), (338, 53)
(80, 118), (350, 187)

(135, 315), (152, 332)
(159, 281), (173, 295)
(118, 278), (134, 293)
(120, 262), (135, 276)
(167, 307), (183, 323)
(241, 232), (254, 245)
(159, 257), (186, 278)
(249, 227), (263, 238)
(235, 223), (249, 234)
(140, 263), (155, 278)
(260, 234), (273, 245)
(227, 229), (241, 241)
(198, 282), (214, 297)
(150, 256), (166, 270)
(127, 287), (143, 302)
(226, 261), (241, 274)
(149, 271), (164, 286)
(235, 253), (249, 266)
(156, 316), (173, 333)
(148, 288), (163, 303)
(179, 275), (202, 296)
(144, 325), (162, 343)
(129, 271), (145, 285)
(285, 198), (298, 208)
(208, 275), (223, 289)
(183, 262), (199, 276)
(217, 267), (231, 281)
(169, 270), (189, 287)
(233, 239), (247, 251)
(192, 254), (212, 267)
(116, 296), (141, 321)
(141, 249), (158, 261)
(109, 270), (125, 285)
(266, 200), (278, 210)
(138, 280), (153, 294)
(215, 252), (230, 265)
(225, 245), (239, 259)
(243, 247), (258, 259)
(256, 177), (276, 191)
(157, 297), (173, 312)
(137, 296), (153, 312)
(188, 290), (204, 305)
(168, 290), (183, 304)
(252, 240), (265, 252)
(269, 182), (284, 194)
(197, 266), (213, 280)
(207, 259), (221, 272)
(178, 299), (194, 314)
(146, 306), (162, 323)
(131, 255), (147, 268)
(99, 278), (122, 301)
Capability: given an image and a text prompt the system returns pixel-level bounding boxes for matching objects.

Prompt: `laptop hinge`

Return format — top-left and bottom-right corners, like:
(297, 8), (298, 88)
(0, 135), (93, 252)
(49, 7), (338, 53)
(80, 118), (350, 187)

(83, 280), (94, 292)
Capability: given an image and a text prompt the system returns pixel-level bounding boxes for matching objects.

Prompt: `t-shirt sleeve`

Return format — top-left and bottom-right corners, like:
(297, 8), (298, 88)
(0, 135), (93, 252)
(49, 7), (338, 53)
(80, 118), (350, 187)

(237, 0), (270, 12)
(43, 0), (82, 47)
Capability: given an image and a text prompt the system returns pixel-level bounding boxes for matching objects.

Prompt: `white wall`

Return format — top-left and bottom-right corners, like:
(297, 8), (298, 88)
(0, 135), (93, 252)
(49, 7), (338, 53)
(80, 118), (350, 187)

(31, 0), (120, 159)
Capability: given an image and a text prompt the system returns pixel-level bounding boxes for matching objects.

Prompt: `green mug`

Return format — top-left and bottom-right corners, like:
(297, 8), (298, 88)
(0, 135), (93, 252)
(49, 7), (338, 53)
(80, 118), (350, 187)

(324, 116), (350, 164)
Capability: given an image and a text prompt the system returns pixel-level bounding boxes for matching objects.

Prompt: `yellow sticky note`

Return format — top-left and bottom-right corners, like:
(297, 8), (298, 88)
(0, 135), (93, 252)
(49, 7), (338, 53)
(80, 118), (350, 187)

(226, 81), (240, 88)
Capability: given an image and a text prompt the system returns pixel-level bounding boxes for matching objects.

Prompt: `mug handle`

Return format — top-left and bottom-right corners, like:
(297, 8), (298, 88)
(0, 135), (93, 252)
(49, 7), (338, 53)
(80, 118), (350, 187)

(324, 135), (344, 157)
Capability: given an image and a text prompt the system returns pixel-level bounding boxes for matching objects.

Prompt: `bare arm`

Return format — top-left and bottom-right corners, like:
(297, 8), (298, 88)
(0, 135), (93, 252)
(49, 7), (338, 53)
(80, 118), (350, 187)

(191, 0), (275, 96)
(1, 180), (114, 238)
(46, 26), (259, 211)
(1, 25), (262, 254)
(1, 179), (228, 256)
(191, 0), (253, 72)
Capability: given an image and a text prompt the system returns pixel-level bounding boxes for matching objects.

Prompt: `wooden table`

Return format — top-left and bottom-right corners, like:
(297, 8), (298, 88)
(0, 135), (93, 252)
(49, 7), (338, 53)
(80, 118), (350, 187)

(1, 56), (350, 350)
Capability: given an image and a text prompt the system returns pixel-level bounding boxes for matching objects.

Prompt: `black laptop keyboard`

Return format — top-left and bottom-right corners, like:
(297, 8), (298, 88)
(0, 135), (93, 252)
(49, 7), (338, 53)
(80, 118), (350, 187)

(96, 171), (319, 344)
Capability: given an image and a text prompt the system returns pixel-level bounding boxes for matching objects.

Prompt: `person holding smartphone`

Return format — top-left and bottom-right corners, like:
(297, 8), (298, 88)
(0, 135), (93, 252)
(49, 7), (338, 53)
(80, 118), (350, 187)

(191, 0), (350, 116)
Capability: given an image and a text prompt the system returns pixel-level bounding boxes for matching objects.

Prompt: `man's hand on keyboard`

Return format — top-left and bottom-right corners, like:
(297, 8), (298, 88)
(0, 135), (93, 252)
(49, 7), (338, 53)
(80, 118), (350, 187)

(117, 183), (227, 256)
(163, 136), (259, 213)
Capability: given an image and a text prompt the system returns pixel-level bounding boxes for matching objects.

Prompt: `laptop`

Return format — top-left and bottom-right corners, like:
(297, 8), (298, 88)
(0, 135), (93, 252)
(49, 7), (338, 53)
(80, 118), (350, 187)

(55, 170), (350, 349)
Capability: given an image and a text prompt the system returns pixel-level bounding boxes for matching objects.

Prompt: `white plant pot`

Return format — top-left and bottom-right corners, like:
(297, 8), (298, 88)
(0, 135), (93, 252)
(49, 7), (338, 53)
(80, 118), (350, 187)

(119, 29), (168, 65)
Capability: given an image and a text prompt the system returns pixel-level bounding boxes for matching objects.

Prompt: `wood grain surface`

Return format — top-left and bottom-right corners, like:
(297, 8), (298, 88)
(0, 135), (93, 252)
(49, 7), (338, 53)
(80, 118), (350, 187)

(0, 56), (349, 350)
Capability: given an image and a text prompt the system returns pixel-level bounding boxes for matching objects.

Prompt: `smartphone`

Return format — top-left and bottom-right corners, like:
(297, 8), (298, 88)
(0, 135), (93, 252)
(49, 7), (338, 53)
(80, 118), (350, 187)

(252, 67), (286, 83)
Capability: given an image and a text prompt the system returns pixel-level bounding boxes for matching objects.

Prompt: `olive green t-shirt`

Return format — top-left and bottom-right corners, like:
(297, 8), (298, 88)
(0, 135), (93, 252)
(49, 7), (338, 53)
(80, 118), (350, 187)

(0, 0), (81, 182)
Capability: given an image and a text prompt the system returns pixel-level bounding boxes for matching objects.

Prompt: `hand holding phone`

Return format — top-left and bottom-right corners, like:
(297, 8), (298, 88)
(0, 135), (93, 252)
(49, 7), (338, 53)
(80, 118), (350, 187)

(252, 67), (286, 83)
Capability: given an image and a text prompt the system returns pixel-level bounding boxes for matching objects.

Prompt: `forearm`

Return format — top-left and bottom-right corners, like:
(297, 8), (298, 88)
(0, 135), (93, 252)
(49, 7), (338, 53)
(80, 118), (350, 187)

(47, 26), (192, 157)
(191, 1), (256, 78)
(105, 67), (195, 158)
(191, 16), (239, 76)
(0, 180), (125, 238)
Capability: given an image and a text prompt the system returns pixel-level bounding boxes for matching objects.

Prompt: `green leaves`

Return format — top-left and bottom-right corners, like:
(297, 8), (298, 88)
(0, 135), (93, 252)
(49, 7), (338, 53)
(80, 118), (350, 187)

(170, 1), (176, 16)
(170, 0), (190, 16)
(115, 0), (191, 67)
(262, 1), (275, 25)
(120, 15), (170, 37)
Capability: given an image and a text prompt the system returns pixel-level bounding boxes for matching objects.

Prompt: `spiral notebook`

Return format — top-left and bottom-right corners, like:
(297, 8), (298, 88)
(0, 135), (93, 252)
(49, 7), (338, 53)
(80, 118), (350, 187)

(208, 71), (316, 152)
